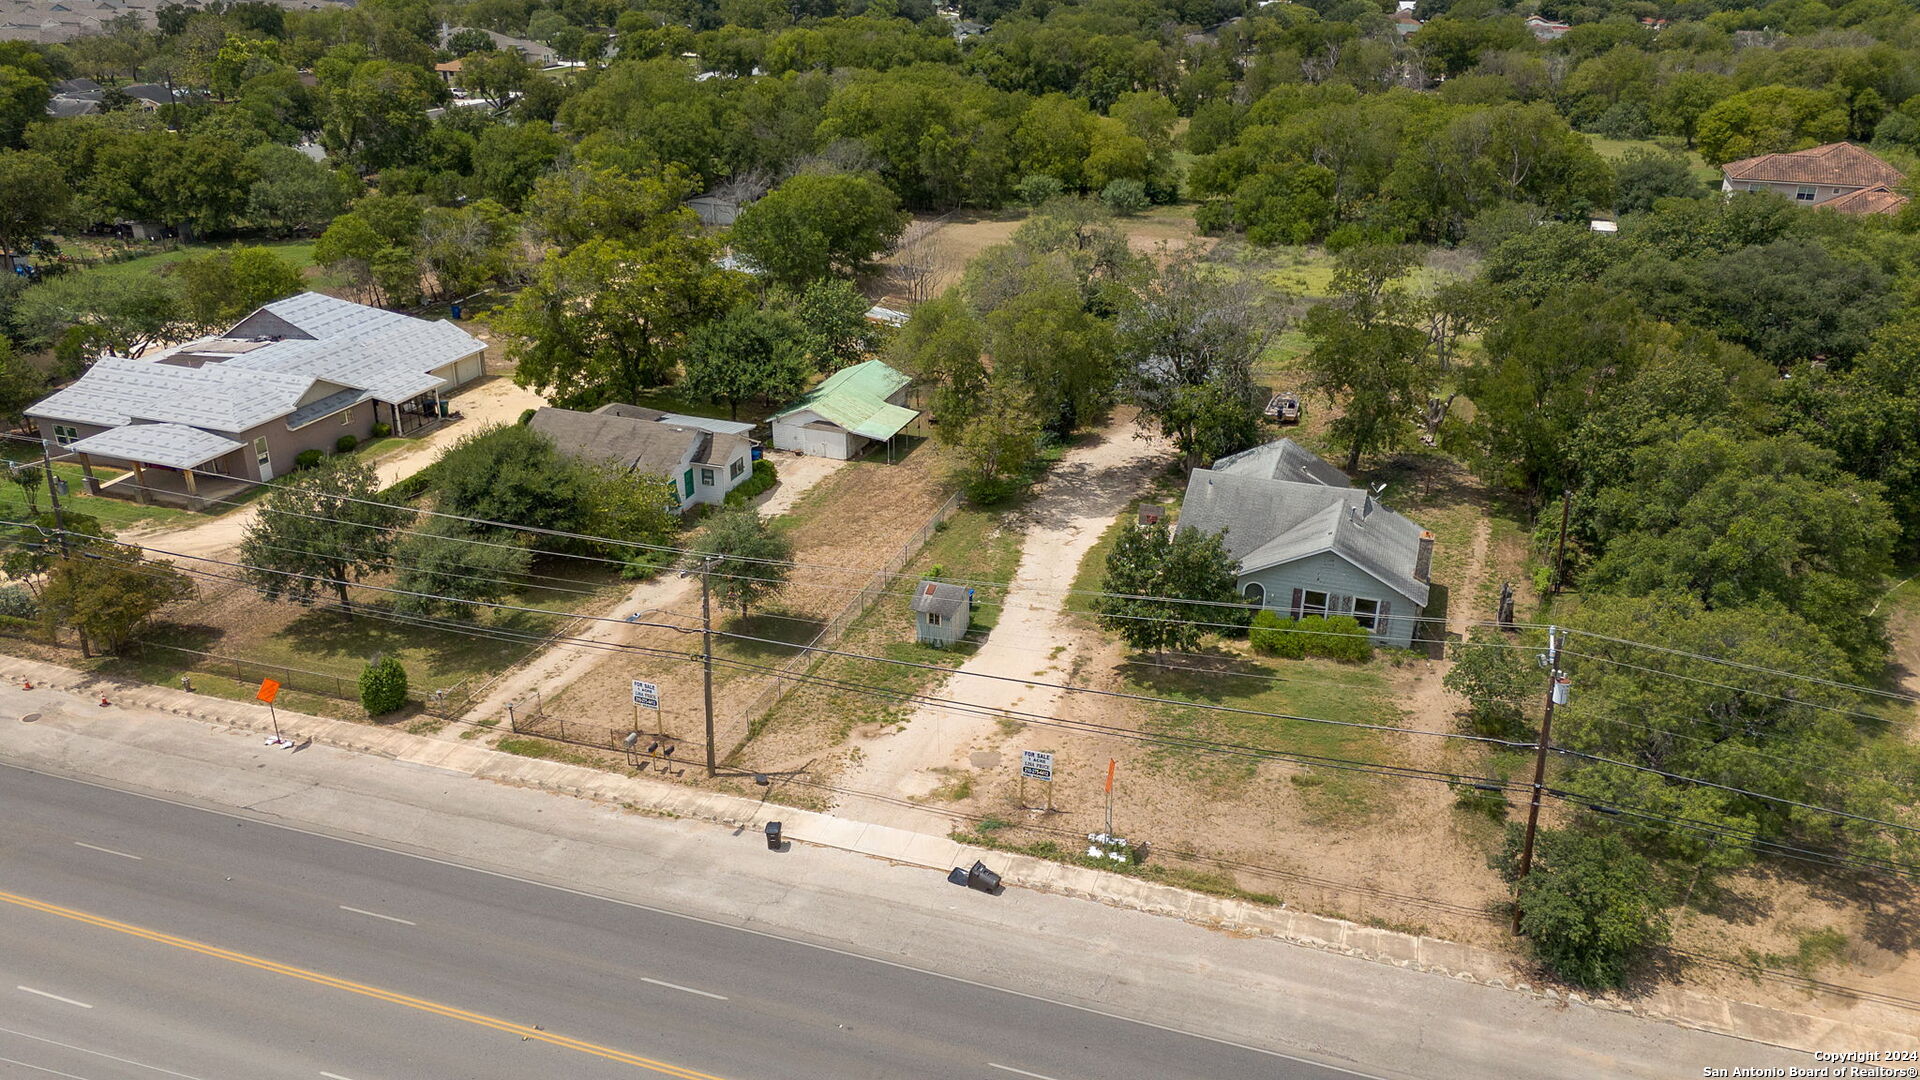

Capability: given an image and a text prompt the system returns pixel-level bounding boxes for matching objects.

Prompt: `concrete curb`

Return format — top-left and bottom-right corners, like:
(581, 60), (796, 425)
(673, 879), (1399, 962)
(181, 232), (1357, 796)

(6, 656), (1909, 1054)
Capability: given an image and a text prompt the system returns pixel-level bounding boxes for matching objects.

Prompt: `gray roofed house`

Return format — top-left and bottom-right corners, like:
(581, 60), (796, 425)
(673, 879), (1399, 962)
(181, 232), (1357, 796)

(27, 292), (485, 508)
(911, 579), (970, 647)
(528, 406), (760, 512)
(1177, 440), (1434, 649)
(1208, 437), (1352, 488)
(592, 402), (756, 437)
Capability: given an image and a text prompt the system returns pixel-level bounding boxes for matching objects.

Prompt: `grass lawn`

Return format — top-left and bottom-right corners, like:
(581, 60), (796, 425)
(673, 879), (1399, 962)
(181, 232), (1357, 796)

(116, 556), (627, 718)
(1126, 653), (1401, 819)
(60, 239), (319, 284)
(1583, 134), (1721, 187)
(0, 459), (207, 532)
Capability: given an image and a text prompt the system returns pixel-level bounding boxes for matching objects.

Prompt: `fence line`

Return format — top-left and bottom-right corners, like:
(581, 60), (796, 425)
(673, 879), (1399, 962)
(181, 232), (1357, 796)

(126, 639), (471, 716)
(733, 489), (962, 732)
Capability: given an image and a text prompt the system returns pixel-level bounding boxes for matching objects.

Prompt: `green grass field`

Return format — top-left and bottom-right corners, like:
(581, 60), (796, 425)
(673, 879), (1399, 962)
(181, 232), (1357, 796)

(61, 239), (319, 284)
(1583, 134), (1722, 187)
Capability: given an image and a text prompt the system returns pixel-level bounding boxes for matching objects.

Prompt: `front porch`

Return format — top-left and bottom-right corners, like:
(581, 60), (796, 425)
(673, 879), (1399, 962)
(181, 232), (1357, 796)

(92, 462), (253, 511)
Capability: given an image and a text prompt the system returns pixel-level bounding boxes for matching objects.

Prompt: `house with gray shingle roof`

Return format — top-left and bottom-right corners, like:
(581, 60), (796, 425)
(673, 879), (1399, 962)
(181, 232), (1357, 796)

(1176, 440), (1434, 649)
(27, 292), (484, 508)
(527, 405), (757, 512)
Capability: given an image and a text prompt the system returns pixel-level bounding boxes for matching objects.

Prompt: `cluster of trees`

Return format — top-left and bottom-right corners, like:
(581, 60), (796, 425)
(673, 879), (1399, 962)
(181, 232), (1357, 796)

(1, 509), (194, 654)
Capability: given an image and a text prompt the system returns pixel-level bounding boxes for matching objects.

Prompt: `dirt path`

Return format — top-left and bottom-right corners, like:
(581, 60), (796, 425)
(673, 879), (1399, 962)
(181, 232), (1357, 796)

(458, 452), (850, 725)
(830, 414), (1173, 831)
(1400, 518), (1493, 734)
(121, 377), (547, 563)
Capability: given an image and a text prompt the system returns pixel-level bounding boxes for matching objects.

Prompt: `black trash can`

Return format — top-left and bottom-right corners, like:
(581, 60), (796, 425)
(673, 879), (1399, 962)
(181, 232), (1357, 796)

(967, 860), (1001, 893)
(765, 821), (783, 850)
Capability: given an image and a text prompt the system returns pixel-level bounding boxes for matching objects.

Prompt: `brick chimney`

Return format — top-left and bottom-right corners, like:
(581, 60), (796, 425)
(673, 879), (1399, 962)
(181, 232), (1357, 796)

(1415, 530), (1435, 582)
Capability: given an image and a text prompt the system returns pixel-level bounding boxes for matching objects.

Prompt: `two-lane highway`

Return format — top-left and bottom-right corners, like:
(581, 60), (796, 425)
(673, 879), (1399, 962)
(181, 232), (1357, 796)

(0, 763), (1338, 1080)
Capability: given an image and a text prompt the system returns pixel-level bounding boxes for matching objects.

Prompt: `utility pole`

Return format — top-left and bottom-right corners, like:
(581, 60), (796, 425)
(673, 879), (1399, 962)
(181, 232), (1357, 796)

(1513, 626), (1566, 932)
(42, 439), (88, 659)
(700, 556), (716, 779)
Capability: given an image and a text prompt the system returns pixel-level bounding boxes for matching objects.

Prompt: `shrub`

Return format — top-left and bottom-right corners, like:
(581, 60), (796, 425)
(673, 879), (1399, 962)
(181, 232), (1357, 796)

(295, 448), (325, 470)
(358, 654), (409, 716)
(1194, 198), (1235, 236)
(1249, 609), (1305, 658)
(335, 434), (358, 454)
(370, 421), (392, 439)
(1310, 614), (1373, 662)
(1100, 178), (1149, 216)
(0, 584), (35, 618)
(722, 457), (779, 506)
(518, 407), (536, 425)
(1506, 826), (1668, 989)
(619, 550), (673, 581)
(1015, 173), (1064, 207)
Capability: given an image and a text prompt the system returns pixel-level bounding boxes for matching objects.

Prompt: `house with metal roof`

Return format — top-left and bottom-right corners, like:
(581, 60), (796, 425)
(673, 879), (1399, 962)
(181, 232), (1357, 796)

(769, 359), (919, 460)
(911, 579), (970, 647)
(27, 292), (485, 508)
(1176, 440), (1434, 649)
(527, 406), (757, 511)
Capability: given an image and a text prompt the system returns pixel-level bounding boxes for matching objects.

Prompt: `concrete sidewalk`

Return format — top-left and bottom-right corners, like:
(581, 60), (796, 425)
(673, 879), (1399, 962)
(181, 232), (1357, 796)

(1, 653), (1904, 1059)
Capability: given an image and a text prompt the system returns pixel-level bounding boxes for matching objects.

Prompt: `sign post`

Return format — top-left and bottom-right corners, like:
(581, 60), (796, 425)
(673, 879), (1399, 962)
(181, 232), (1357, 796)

(1104, 758), (1116, 837)
(1020, 749), (1055, 812)
(631, 678), (660, 738)
(257, 678), (290, 748)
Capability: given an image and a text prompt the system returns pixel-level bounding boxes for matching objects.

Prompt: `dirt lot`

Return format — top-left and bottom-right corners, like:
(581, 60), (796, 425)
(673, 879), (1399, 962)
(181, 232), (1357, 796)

(874, 204), (1208, 306)
(532, 439), (959, 768)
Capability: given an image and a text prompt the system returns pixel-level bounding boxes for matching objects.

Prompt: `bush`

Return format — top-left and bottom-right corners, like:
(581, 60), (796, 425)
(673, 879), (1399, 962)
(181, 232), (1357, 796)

(335, 434), (358, 454)
(1444, 629), (1539, 738)
(1194, 198), (1236, 236)
(518, 407), (536, 425)
(619, 549), (673, 581)
(1506, 827), (1668, 989)
(295, 448), (325, 470)
(1250, 610), (1373, 661)
(1100, 178), (1149, 216)
(370, 421), (392, 439)
(1015, 173), (1064, 207)
(722, 457), (778, 506)
(358, 654), (409, 716)
(1249, 609), (1305, 658)
(0, 584), (35, 618)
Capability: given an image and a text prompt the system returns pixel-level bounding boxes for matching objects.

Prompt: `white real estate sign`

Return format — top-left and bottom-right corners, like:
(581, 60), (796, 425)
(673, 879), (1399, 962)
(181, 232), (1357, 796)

(631, 680), (660, 709)
(1021, 749), (1054, 782)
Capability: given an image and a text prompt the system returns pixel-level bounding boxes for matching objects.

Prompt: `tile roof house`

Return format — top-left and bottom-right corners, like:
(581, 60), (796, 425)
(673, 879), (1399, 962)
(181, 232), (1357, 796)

(27, 292), (485, 508)
(770, 359), (920, 461)
(1176, 439), (1434, 649)
(1720, 142), (1908, 213)
(527, 406), (757, 511)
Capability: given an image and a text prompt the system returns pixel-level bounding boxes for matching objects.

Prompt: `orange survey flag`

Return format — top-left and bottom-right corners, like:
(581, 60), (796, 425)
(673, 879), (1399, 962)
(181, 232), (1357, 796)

(256, 678), (280, 704)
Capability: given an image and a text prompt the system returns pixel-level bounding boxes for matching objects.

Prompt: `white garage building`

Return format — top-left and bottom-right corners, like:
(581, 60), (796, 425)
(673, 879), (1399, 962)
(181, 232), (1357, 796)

(769, 359), (919, 460)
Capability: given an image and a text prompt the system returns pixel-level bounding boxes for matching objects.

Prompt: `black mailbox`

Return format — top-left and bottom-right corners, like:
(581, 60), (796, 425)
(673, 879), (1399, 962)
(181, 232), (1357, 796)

(765, 821), (783, 850)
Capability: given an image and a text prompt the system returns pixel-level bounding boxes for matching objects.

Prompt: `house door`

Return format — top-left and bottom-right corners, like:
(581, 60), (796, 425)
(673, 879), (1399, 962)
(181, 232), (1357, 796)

(683, 468), (695, 499)
(255, 437), (273, 481)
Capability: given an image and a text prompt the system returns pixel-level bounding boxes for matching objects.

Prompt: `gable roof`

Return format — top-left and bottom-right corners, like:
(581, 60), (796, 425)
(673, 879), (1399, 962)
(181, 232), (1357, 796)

(1177, 469), (1431, 607)
(771, 359), (918, 441)
(527, 407), (703, 475)
(66, 423), (244, 470)
(1210, 438), (1352, 488)
(1722, 142), (1905, 190)
(911, 580), (968, 619)
(1820, 184), (1910, 215)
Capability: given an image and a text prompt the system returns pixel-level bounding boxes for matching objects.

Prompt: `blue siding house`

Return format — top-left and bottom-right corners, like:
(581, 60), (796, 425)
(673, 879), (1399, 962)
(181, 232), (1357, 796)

(1177, 440), (1434, 649)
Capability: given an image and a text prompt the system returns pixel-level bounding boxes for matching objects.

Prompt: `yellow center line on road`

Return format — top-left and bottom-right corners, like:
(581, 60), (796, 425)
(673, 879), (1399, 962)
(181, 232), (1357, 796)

(0, 888), (730, 1080)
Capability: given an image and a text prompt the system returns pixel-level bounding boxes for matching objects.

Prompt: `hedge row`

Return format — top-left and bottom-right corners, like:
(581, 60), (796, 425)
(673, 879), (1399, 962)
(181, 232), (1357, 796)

(1249, 610), (1373, 662)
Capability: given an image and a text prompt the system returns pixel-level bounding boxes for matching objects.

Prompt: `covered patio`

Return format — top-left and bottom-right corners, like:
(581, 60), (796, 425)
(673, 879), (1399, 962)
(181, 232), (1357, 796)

(67, 424), (253, 512)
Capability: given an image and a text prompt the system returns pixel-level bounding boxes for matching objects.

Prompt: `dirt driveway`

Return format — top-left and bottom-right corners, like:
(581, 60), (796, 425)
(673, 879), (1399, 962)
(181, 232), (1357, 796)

(120, 376), (547, 563)
(831, 412), (1172, 831)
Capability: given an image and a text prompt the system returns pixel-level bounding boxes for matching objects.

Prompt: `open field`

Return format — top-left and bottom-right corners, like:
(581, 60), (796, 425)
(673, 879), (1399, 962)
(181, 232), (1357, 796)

(46, 237), (319, 283)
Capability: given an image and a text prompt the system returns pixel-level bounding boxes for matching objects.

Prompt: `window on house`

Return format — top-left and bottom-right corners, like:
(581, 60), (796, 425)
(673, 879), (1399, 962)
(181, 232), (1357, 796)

(700, 467), (716, 486)
(1352, 597), (1380, 630)
(1796, 185), (1816, 202)
(729, 458), (746, 480)
(1302, 590), (1329, 617)
(53, 425), (78, 447)
(927, 612), (942, 626)
(1243, 582), (1265, 607)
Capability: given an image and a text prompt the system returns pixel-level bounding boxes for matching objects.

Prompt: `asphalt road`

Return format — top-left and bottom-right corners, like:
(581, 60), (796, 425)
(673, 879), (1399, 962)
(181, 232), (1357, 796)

(0, 763), (1351, 1080)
